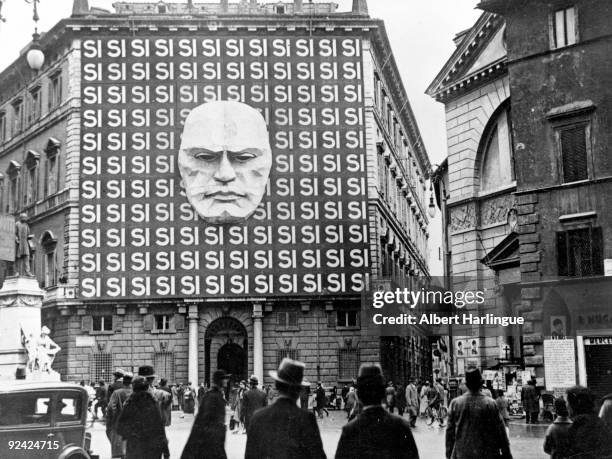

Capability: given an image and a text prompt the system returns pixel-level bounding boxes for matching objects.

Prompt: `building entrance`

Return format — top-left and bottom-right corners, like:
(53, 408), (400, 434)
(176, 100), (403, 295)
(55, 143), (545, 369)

(584, 336), (612, 400)
(204, 316), (248, 387)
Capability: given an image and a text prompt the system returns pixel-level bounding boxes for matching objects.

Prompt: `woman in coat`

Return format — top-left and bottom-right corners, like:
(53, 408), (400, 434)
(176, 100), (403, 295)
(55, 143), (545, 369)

(117, 377), (169, 459)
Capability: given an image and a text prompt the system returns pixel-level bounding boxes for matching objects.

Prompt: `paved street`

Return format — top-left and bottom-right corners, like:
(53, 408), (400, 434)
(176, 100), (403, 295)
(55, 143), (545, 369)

(90, 409), (549, 458)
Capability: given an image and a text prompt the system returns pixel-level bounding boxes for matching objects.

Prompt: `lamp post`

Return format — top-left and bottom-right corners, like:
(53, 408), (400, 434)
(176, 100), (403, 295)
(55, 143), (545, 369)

(2, 0), (45, 70)
(427, 181), (436, 219)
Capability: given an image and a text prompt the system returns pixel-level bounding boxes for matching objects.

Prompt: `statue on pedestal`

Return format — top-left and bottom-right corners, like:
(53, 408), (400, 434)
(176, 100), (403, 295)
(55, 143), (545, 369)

(22, 325), (61, 374)
(15, 214), (33, 277)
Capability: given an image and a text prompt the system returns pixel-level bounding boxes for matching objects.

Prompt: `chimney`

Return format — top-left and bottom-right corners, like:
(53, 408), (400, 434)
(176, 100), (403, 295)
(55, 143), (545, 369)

(220, 0), (229, 13)
(72, 0), (90, 16)
(352, 0), (368, 16)
(294, 0), (303, 13)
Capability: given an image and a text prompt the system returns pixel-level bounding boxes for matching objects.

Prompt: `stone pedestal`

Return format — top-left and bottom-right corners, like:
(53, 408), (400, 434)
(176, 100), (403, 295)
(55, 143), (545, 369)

(0, 276), (44, 380)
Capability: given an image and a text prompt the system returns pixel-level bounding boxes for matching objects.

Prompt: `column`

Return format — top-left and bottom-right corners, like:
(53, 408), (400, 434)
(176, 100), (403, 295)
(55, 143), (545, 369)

(188, 305), (199, 385)
(253, 302), (264, 384)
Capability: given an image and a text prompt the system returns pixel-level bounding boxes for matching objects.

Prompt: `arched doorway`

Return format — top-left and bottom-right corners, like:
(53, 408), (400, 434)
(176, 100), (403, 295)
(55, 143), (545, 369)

(205, 317), (248, 387)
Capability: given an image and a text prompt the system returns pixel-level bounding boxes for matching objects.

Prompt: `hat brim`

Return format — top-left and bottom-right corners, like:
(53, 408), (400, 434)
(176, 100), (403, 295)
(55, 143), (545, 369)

(140, 374), (157, 379)
(269, 370), (309, 388)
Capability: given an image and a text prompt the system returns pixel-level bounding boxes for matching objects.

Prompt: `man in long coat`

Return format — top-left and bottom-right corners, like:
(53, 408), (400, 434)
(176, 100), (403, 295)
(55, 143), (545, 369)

(405, 377), (419, 428)
(521, 379), (539, 424)
(117, 376), (169, 459)
(445, 368), (512, 459)
(245, 358), (325, 459)
(335, 364), (419, 459)
(181, 370), (230, 459)
(106, 372), (133, 459)
(242, 375), (267, 433)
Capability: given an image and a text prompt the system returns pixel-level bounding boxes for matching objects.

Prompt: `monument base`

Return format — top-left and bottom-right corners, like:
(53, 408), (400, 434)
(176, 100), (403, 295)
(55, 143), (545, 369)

(0, 276), (44, 380)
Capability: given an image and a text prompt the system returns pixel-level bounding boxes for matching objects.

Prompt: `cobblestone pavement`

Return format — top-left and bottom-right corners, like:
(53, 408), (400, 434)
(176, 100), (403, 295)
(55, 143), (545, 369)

(90, 409), (549, 459)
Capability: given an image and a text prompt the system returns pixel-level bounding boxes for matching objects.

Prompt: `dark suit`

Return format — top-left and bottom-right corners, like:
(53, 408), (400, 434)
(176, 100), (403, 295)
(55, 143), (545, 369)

(181, 387), (227, 459)
(335, 406), (419, 459)
(445, 391), (512, 459)
(245, 397), (326, 459)
(242, 387), (268, 433)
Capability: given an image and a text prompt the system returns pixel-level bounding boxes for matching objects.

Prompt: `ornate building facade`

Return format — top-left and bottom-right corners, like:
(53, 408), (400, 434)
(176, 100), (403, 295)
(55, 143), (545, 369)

(0, 0), (433, 386)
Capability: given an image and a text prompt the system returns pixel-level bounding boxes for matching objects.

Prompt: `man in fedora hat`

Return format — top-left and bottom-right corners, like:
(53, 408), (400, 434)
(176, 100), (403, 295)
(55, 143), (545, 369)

(106, 371), (133, 459)
(245, 358), (325, 459)
(138, 365), (172, 431)
(242, 375), (267, 434)
(445, 367), (512, 459)
(335, 364), (419, 459)
(181, 369), (230, 459)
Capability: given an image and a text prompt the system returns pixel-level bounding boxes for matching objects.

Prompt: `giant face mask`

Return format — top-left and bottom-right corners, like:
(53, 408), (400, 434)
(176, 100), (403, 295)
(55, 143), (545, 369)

(178, 101), (272, 223)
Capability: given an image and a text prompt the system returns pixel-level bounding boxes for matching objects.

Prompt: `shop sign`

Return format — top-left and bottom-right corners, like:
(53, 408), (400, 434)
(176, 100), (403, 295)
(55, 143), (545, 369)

(584, 337), (612, 346)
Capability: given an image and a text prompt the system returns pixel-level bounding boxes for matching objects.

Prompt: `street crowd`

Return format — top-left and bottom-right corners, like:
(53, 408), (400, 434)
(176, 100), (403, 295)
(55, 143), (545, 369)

(82, 360), (612, 459)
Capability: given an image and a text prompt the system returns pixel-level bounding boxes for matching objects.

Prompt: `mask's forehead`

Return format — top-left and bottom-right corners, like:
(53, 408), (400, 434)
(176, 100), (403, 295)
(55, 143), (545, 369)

(180, 101), (271, 152)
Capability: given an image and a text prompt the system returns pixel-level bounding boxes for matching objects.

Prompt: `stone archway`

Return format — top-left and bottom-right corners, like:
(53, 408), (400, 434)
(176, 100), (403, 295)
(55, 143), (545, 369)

(204, 316), (248, 386)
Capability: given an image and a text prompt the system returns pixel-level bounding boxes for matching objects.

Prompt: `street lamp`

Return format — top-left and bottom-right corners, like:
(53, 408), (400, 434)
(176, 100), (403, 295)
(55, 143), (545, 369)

(25, 0), (44, 70)
(427, 182), (436, 218)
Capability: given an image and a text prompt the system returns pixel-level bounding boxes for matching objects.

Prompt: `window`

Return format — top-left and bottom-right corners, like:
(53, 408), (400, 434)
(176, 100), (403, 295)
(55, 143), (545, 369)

(57, 395), (82, 423)
(336, 309), (359, 328)
(90, 352), (113, 383)
(0, 394), (52, 426)
(479, 103), (514, 192)
(559, 125), (588, 183)
(557, 227), (603, 277)
(48, 71), (62, 111)
(338, 347), (360, 380)
(7, 161), (21, 213)
(40, 231), (58, 288)
(44, 138), (61, 196)
(157, 4), (167, 13)
(275, 5), (285, 14)
(0, 111), (6, 143)
(28, 86), (42, 125)
(154, 351), (175, 382)
(12, 98), (23, 134)
(277, 311), (298, 329)
(92, 315), (113, 332)
(552, 6), (577, 49)
(155, 314), (171, 331)
(276, 348), (299, 367)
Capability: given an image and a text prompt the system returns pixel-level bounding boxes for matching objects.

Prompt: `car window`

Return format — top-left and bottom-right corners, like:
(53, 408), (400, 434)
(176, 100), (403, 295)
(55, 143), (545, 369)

(0, 394), (51, 426)
(57, 395), (82, 423)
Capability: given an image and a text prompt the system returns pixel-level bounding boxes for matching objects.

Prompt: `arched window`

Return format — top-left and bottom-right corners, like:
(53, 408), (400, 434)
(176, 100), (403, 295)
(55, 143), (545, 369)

(479, 101), (515, 192)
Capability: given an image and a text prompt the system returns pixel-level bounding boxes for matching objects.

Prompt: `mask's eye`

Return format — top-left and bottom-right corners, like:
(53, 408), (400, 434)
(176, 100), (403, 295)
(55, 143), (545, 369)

(191, 150), (219, 162)
(231, 151), (257, 163)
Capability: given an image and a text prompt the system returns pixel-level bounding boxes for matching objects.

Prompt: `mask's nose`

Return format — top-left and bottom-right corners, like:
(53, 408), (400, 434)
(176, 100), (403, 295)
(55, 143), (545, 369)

(213, 151), (237, 183)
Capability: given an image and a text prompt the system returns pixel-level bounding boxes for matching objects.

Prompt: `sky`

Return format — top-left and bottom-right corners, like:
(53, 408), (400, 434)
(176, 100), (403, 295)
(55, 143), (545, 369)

(0, 0), (482, 275)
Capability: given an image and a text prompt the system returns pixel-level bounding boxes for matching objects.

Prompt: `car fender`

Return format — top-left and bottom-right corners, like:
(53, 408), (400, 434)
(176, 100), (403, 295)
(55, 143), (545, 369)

(58, 445), (91, 459)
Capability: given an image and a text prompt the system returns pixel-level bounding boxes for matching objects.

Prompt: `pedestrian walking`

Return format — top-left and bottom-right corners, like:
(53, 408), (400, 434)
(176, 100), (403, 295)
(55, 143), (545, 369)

(299, 384), (310, 411)
(237, 380), (248, 433)
(445, 368), (512, 459)
(566, 385), (612, 458)
(116, 376), (169, 459)
(183, 382), (195, 414)
(242, 375), (267, 433)
(419, 382), (429, 416)
(106, 372), (133, 459)
(521, 379), (539, 424)
(495, 390), (510, 434)
(396, 383), (406, 416)
(385, 381), (396, 413)
(181, 370), (231, 459)
(245, 358), (326, 459)
(138, 366), (172, 428)
(158, 378), (173, 426)
(405, 378), (419, 427)
(171, 384), (179, 411)
(543, 398), (572, 459)
(108, 370), (125, 400)
(345, 386), (357, 419)
(177, 383), (185, 411)
(94, 380), (108, 421)
(315, 382), (329, 418)
(335, 364), (419, 459)
(197, 382), (206, 412)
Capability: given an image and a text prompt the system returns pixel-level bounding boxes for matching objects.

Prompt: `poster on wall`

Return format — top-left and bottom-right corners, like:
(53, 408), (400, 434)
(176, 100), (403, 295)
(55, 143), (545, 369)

(79, 35), (370, 300)
(543, 339), (576, 391)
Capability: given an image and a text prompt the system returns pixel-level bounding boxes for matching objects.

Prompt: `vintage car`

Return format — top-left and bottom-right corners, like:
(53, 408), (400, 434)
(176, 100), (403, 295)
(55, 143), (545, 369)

(0, 381), (97, 459)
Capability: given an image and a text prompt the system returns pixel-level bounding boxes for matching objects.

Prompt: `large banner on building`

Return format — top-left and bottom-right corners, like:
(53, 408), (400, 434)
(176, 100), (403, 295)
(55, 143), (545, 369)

(79, 35), (369, 299)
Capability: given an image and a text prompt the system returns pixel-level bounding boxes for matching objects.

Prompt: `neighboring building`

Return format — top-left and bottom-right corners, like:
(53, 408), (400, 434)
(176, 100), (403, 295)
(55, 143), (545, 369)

(0, 0), (433, 387)
(427, 11), (521, 377)
(479, 0), (612, 398)
(431, 0), (612, 398)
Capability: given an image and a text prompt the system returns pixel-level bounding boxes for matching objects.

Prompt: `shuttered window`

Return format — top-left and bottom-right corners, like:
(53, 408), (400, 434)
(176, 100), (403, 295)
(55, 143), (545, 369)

(276, 348), (299, 367)
(277, 311), (298, 329)
(557, 227), (604, 277)
(560, 125), (588, 183)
